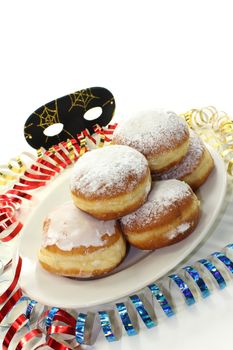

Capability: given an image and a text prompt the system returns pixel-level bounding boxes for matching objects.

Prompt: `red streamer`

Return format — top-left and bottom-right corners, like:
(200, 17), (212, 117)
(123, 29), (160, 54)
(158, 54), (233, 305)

(53, 146), (72, 165)
(46, 152), (67, 169)
(24, 171), (51, 181)
(0, 257), (22, 303)
(19, 178), (46, 187)
(51, 310), (76, 328)
(2, 314), (28, 350)
(46, 336), (73, 350)
(7, 190), (32, 200)
(37, 158), (61, 173)
(30, 164), (56, 176)
(0, 221), (23, 242)
(0, 289), (23, 324)
(15, 329), (43, 350)
(13, 183), (45, 191)
(48, 325), (75, 337)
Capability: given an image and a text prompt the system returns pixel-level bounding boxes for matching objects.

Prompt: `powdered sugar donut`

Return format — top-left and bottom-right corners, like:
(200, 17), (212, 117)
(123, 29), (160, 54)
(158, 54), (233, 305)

(120, 180), (200, 250)
(154, 131), (214, 190)
(38, 202), (126, 278)
(70, 145), (151, 220)
(112, 110), (190, 172)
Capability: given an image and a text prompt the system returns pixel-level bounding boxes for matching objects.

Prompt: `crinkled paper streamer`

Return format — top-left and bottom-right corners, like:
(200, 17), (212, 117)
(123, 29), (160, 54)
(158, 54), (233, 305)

(1, 107), (233, 347)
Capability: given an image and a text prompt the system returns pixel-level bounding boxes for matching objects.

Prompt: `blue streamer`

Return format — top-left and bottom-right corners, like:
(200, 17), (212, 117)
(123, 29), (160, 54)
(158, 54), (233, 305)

(168, 274), (195, 305)
(225, 243), (233, 250)
(198, 258), (226, 289)
(183, 266), (210, 298)
(148, 283), (174, 317)
(46, 307), (59, 328)
(25, 300), (38, 319)
(129, 295), (156, 328)
(212, 252), (233, 274)
(116, 302), (137, 336)
(75, 313), (87, 344)
(98, 311), (117, 342)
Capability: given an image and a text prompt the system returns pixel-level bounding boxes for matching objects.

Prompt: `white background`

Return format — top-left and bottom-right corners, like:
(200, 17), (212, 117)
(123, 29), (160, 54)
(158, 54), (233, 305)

(1, 1), (233, 349)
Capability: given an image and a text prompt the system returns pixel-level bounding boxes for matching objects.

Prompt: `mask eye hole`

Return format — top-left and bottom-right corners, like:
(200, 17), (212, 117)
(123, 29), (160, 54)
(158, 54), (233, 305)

(43, 123), (64, 137)
(84, 107), (102, 121)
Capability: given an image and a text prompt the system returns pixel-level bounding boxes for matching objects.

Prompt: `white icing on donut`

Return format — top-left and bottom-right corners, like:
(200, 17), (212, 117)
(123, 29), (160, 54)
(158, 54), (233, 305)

(113, 109), (189, 155)
(166, 222), (191, 240)
(158, 131), (204, 180)
(70, 145), (149, 197)
(121, 180), (192, 228)
(42, 201), (116, 251)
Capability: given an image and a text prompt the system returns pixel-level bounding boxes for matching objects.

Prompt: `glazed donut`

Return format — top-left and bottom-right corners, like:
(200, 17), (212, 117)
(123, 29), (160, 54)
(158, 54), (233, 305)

(120, 180), (200, 250)
(153, 131), (214, 190)
(70, 145), (151, 220)
(38, 202), (127, 278)
(112, 109), (190, 173)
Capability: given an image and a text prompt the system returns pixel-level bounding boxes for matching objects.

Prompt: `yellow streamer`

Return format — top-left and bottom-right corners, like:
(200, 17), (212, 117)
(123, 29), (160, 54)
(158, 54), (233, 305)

(65, 139), (76, 162)
(8, 157), (26, 174)
(181, 106), (233, 176)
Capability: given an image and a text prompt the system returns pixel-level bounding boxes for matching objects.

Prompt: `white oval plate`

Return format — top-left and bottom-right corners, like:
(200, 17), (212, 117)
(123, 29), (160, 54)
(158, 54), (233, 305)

(17, 147), (227, 309)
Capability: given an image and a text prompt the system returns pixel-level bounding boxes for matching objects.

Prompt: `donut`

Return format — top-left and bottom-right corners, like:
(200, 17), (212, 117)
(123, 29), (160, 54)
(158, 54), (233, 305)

(70, 145), (151, 220)
(153, 131), (214, 190)
(120, 180), (200, 250)
(112, 109), (190, 172)
(38, 202), (127, 278)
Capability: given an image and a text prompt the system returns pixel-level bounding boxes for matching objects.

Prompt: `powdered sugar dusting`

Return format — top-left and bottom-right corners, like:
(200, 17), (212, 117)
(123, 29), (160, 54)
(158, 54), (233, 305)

(159, 131), (204, 180)
(166, 222), (191, 240)
(42, 201), (116, 251)
(70, 145), (149, 197)
(121, 180), (191, 229)
(112, 109), (189, 155)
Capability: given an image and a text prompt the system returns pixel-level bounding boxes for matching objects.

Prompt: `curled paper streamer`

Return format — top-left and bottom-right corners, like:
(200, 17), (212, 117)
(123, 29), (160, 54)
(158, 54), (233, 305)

(211, 252), (233, 275)
(75, 313), (88, 344)
(0, 256), (22, 304)
(116, 302), (138, 336)
(181, 106), (233, 175)
(197, 259), (226, 290)
(129, 295), (156, 329)
(2, 314), (29, 350)
(148, 283), (174, 317)
(98, 310), (119, 342)
(182, 266), (210, 299)
(168, 274), (196, 306)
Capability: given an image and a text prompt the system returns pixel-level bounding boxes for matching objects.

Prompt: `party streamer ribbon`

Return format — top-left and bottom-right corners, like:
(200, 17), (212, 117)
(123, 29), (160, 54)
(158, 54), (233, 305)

(183, 266), (210, 299)
(181, 106), (233, 175)
(148, 283), (175, 317)
(116, 302), (138, 336)
(98, 310), (118, 342)
(0, 256), (22, 304)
